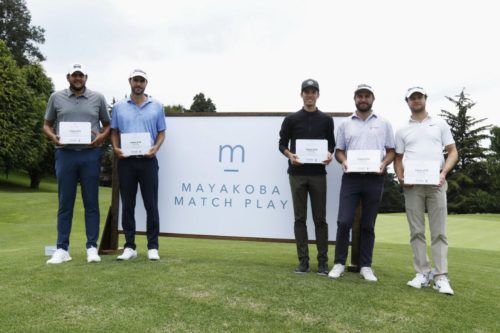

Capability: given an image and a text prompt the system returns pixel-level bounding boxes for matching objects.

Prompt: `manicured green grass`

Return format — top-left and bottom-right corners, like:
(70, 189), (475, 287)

(1, 173), (499, 332)
(376, 213), (500, 251)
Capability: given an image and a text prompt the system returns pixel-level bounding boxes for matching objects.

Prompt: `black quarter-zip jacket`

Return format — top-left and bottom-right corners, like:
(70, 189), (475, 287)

(278, 108), (335, 175)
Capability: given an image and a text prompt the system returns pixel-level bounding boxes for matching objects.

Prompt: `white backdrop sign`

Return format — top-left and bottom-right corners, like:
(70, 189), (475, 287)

(119, 114), (348, 241)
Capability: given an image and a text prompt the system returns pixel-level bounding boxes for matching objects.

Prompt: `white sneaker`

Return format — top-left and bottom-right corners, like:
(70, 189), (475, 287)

(433, 276), (454, 295)
(46, 249), (72, 264)
(147, 249), (160, 261)
(360, 267), (378, 282)
(86, 247), (101, 263)
(407, 273), (430, 289)
(328, 264), (345, 279)
(117, 247), (137, 260)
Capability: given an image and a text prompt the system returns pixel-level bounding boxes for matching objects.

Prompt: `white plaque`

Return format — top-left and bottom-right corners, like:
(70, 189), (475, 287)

(404, 160), (440, 185)
(59, 122), (91, 144)
(347, 150), (381, 172)
(121, 132), (151, 156)
(296, 139), (328, 164)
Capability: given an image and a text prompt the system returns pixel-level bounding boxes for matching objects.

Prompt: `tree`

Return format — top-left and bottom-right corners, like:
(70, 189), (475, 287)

(164, 104), (187, 114)
(440, 89), (491, 170)
(21, 63), (54, 188)
(490, 126), (500, 156)
(0, 40), (33, 176)
(440, 89), (493, 213)
(188, 93), (216, 112)
(0, 0), (45, 66)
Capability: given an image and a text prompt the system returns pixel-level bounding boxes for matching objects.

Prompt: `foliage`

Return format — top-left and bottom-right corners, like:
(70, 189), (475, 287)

(0, 0), (45, 66)
(379, 172), (404, 213)
(164, 104), (187, 114)
(0, 40), (33, 176)
(440, 89), (495, 213)
(21, 63), (54, 188)
(188, 92), (216, 112)
(440, 89), (491, 170)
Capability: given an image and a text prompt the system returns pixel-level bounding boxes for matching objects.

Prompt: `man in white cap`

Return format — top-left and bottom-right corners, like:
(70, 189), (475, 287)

(43, 63), (110, 264)
(328, 84), (395, 282)
(111, 69), (166, 261)
(394, 86), (458, 295)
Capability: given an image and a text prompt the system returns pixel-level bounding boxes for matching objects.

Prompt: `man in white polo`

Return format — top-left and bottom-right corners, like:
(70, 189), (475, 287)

(394, 86), (458, 295)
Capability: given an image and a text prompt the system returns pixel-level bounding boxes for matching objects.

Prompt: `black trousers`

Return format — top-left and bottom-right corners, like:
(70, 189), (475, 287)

(118, 157), (160, 250)
(334, 173), (384, 267)
(289, 174), (328, 264)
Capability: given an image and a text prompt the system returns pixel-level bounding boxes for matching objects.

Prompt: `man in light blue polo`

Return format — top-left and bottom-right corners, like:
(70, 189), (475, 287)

(43, 63), (110, 264)
(328, 84), (395, 281)
(111, 69), (166, 261)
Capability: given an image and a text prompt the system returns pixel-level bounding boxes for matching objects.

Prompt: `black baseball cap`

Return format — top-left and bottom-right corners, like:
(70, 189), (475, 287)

(301, 79), (319, 92)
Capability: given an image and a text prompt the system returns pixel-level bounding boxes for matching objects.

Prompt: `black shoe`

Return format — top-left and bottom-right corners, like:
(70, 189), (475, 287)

(294, 259), (310, 273)
(317, 263), (329, 276)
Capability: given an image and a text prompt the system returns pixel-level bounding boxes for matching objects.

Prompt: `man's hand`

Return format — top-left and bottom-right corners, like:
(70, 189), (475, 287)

(287, 152), (302, 165)
(341, 160), (348, 172)
(438, 172), (446, 187)
(91, 130), (106, 147)
(144, 145), (159, 158)
(322, 152), (333, 165)
(50, 134), (64, 147)
(113, 147), (127, 159)
(378, 162), (386, 175)
(397, 176), (414, 188)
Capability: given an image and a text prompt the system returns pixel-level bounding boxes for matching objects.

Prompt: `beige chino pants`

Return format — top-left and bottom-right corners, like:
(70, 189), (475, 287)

(403, 182), (448, 277)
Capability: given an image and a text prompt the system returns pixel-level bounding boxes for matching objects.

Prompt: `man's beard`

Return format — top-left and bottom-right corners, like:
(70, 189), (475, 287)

(356, 102), (372, 113)
(70, 83), (85, 92)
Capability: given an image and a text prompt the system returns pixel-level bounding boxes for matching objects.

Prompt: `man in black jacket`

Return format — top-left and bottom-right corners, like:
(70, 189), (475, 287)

(278, 79), (335, 275)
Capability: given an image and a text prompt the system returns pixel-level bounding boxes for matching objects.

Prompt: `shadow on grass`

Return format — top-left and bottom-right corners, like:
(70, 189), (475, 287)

(0, 173), (57, 193)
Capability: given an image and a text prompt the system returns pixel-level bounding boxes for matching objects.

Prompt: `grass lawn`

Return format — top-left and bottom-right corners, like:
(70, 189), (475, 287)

(1, 173), (499, 332)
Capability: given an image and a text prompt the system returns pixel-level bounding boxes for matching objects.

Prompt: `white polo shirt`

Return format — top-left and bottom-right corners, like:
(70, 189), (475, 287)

(395, 115), (454, 168)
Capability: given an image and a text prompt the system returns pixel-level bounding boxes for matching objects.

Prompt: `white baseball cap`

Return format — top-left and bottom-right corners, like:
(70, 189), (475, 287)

(405, 86), (427, 99)
(68, 63), (87, 75)
(129, 69), (148, 81)
(354, 84), (374, 95)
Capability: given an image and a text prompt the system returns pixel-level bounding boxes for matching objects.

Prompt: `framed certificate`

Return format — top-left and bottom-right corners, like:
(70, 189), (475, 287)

(404, 160), (440, 185)
(347, 150), (381, 173)
(295, 139), (328, 164)
(121, 132), (151, 156)
(59, 122), (91, 144)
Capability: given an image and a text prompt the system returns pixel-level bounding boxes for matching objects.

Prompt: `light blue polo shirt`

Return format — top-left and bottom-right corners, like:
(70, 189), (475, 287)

(336, 112), (395, 159)
(111, 96), (167, 145)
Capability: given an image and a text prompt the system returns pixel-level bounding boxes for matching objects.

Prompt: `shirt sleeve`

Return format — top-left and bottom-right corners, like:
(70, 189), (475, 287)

(98, 94), (110, 123)
(335, 121), (346, 151)
(395, 129), (405, 154)
(278, 116), (290, 155)
(327, 116), (336, 153)
(156, 103), (167, 132)
(110, 104), (119, 129)
(44, 93), (56, 121)
(385, 121), (396, 149)
(441, 121), (455, 146)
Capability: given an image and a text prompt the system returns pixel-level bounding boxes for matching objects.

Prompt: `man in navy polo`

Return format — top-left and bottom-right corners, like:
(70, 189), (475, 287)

(43, 63), (110, 264)
(328, 84), (395, 282)
(111, 69), (166, 261)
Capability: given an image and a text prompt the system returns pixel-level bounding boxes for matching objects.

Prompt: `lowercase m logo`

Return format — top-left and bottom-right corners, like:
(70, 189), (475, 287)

(219, 144), (245, 172)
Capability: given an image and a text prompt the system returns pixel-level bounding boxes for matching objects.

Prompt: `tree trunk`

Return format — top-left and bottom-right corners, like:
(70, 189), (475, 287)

(29, 169), (41, 189)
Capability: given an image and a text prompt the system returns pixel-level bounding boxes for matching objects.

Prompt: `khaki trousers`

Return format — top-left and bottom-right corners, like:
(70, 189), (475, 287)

(403, 182), (448, 276)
